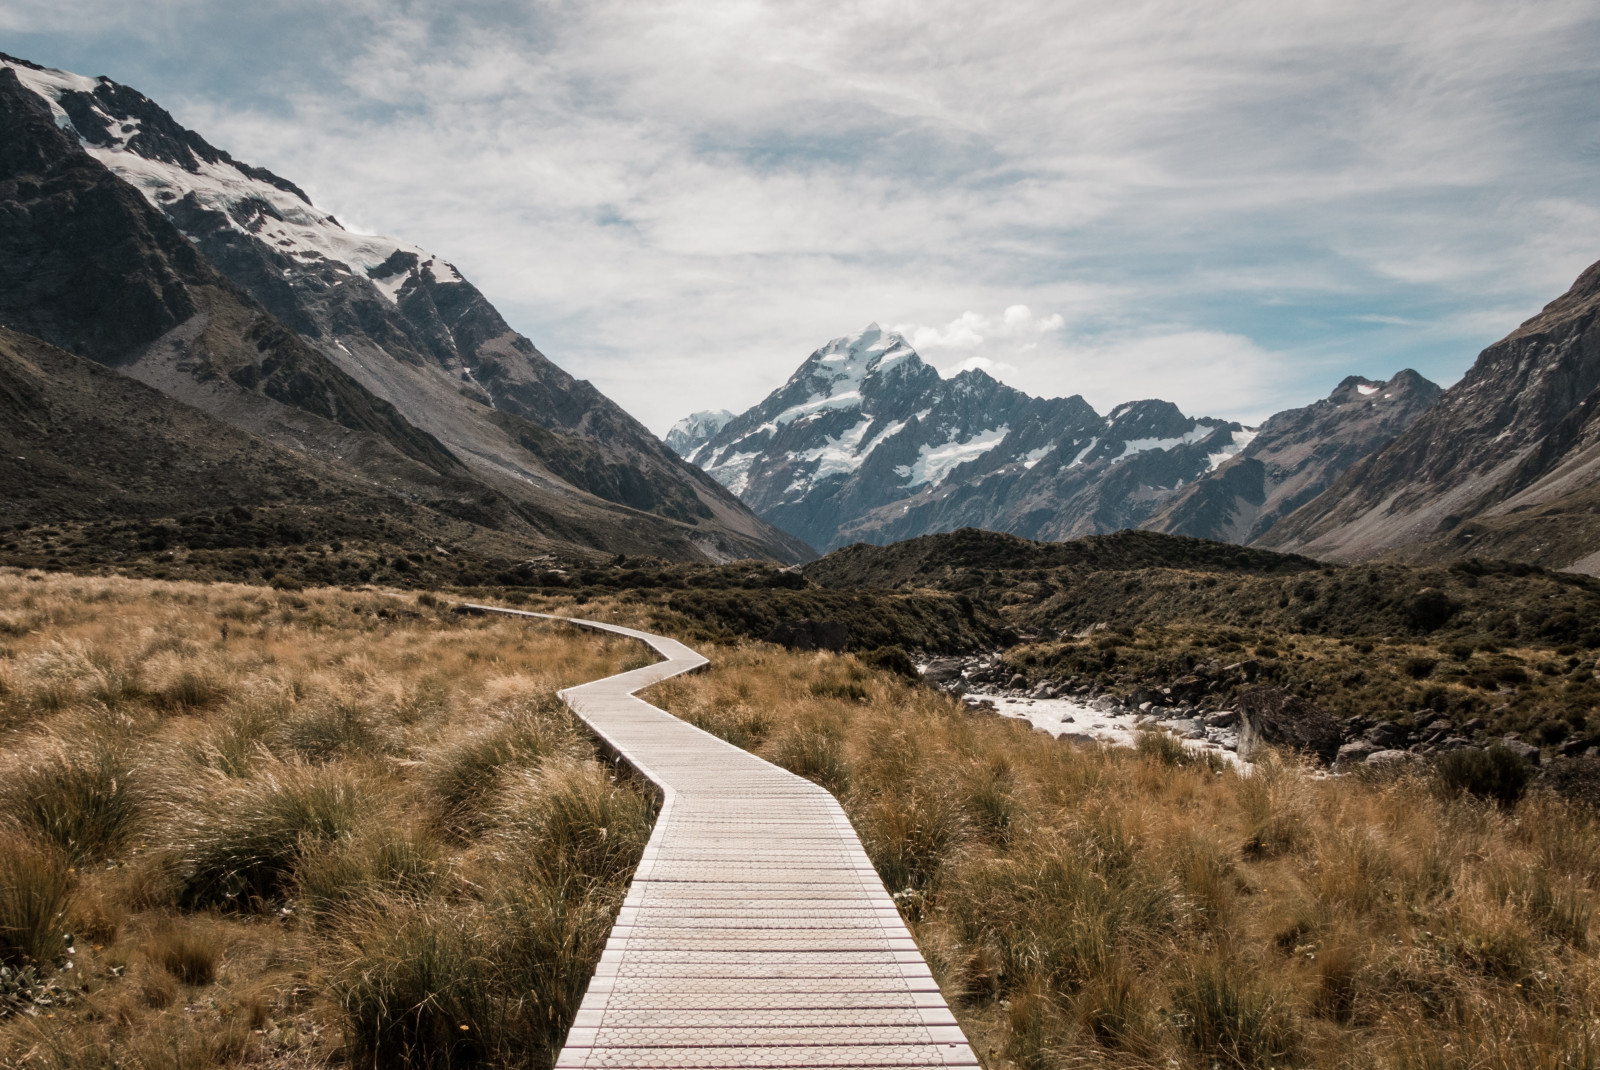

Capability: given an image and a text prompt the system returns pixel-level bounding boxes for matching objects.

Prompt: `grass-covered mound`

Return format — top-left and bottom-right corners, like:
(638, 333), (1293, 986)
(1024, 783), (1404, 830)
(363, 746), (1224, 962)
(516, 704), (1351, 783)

(648, 642), (1600, 1070)
(0, 571), (653, 1068)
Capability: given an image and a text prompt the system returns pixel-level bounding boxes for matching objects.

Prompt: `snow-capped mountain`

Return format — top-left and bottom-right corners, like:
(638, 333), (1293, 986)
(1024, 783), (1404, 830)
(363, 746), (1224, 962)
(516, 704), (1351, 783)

(684, 324), (1252, 551)
(666, 410), (735, 458)
(0, 53), (810, 563)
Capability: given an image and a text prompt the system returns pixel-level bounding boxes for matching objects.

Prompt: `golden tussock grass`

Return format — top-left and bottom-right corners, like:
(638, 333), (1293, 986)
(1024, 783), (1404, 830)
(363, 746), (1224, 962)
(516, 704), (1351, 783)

(647, 641), (1600, 1070)
(0, 570), (650, 1068)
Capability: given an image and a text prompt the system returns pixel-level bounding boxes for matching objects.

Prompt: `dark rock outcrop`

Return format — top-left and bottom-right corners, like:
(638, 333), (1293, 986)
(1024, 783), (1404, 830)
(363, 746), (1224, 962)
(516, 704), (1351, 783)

(1235, 687), (1343, 763)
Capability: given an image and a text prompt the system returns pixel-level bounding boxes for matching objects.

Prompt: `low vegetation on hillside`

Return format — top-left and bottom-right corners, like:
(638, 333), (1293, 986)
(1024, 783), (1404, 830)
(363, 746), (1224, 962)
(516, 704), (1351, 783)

(649, 642), (1600, 1070)
(808, 530), (1600, 651)
(0, 571), (650, 1068)
(1003, 621), (1600, 745)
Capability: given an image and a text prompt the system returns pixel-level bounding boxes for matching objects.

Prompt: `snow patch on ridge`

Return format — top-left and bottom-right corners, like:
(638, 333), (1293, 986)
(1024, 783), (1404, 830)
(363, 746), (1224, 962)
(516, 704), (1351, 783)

(768, 324), (918, 429)
(1206, 428), (1259, 471)
(896, 426), (1009, 487)
(666, 410), (735, 458)
(716, 452), (763, 496)
(797, 416), (876, 483)
(1117, 424), (1216, 461)
(1022, 445), (1054, 470)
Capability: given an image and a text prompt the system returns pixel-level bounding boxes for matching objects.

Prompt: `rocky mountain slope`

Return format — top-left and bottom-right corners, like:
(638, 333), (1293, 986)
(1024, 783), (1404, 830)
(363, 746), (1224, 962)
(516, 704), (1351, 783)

(1146, 371), (1441, 543)
(0, 53), (809, 564)
(0, 325), (589, 564)
(1261, 258), (1600, 574)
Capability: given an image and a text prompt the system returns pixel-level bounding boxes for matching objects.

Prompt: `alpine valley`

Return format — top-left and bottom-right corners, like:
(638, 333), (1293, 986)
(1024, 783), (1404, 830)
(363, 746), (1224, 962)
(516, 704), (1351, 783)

(0, 53), (811, 573)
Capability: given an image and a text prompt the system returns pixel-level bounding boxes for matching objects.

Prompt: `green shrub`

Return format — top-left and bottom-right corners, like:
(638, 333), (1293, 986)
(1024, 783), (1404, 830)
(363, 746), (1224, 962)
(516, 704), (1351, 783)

(860, 645), (919, 680)
(1437, 745), (1532, 807)
(1134, 728), (1189, 767)
(1406, 656), (1439, 679)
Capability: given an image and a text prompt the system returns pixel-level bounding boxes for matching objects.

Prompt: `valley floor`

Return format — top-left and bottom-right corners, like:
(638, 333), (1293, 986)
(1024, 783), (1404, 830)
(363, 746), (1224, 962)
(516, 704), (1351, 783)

(1, 571), (1598, 1069)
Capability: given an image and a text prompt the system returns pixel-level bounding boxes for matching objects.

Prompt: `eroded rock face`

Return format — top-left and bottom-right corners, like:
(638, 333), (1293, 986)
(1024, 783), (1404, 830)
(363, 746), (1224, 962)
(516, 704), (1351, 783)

(1235, 687), (1343, 763)
(0, 54), (813, 566)
(1149, 371), (1441, 545)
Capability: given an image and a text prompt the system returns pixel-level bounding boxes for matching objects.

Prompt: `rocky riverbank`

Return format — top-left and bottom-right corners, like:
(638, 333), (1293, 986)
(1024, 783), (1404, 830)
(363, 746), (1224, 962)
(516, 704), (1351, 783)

(920, 651), (1567, 773)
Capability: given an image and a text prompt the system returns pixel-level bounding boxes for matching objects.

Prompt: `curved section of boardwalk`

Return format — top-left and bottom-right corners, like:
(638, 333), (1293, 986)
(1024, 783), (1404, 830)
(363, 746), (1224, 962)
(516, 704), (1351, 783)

(461, 606), (978, 1069)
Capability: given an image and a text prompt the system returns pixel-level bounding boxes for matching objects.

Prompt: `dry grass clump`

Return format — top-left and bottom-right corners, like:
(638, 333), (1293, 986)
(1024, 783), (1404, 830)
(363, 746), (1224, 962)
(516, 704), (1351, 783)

(145, 920), (221, 986)
(0, 570), (650, 1067)
(330, 760), (652, 1067)
(0, 829), (73, 969)
(488, 760), (656, 885)
(651, 641), (1600, 1070)
(166, 760), (375, 909)
(0, 740), (143, 863)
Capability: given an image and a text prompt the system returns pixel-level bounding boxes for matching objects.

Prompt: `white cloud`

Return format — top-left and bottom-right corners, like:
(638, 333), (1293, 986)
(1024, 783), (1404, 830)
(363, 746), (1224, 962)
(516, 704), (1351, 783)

(894, 306), (1065, 354)
(9, 1), (1600, 433)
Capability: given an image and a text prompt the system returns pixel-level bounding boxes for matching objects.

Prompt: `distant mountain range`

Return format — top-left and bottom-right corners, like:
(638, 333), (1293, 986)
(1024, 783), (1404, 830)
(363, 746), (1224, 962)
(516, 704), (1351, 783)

(671, 324), (1440, 556)
(0, 54), (810, 565)
(1258, 259), (1600, 573)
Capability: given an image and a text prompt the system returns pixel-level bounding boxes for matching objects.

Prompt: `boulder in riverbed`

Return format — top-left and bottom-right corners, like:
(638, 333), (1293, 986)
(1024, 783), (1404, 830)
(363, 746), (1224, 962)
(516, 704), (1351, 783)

(1235, 687), (1342, 763)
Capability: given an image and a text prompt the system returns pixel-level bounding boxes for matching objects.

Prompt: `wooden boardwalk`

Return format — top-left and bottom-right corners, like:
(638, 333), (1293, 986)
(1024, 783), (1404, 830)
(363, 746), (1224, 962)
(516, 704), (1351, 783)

(462, 606), (978, 1069)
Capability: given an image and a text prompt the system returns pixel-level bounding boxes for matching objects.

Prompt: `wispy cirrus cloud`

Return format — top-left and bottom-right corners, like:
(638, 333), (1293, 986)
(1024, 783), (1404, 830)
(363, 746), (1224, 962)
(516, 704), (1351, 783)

(7, 1), (1600, 430)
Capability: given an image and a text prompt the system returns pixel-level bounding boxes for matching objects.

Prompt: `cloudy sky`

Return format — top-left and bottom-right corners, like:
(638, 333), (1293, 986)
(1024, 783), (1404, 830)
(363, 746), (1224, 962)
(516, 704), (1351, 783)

(8, 1), (1600, 433)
